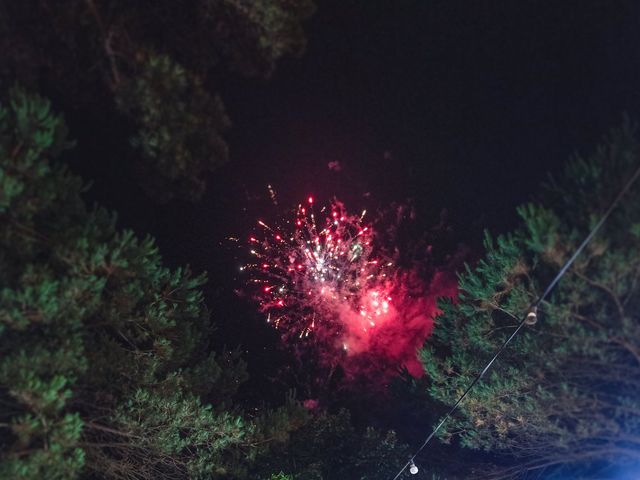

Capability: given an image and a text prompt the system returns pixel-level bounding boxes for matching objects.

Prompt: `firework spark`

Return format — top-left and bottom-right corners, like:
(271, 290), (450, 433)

(240, 196), (460, 381)
(242, 197), (395, 346)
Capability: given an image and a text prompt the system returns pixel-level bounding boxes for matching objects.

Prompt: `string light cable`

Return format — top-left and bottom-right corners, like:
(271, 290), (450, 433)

(391, 163), (640, 479)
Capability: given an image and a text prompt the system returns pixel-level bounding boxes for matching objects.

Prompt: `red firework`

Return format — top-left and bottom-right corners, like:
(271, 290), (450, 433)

(242, 197), (396, 347)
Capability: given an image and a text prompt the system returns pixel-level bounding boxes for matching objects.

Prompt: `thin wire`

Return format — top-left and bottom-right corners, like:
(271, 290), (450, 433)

(391, 164), (640, 480)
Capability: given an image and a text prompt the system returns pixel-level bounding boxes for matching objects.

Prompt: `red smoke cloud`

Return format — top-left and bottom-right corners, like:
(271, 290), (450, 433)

(242, 196), (460, 387)
(337, 269), (458, 380)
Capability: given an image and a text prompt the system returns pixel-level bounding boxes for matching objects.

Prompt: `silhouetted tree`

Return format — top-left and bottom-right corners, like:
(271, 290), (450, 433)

(0, 0), (315, 202)
(420, 123), (640, 478)
(0, 87), (281, 479)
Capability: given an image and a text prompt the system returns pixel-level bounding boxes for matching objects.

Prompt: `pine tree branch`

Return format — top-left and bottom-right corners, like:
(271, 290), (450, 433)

(623, 262), (640, 307)
(84, 0), (121, 87)
(84, 421), (142, 439)
(610, 335), (640, 365)
(574, 271), (625, 321)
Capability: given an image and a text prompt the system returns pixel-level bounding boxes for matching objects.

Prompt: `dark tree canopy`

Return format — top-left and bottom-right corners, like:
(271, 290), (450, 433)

(0, 0), (315, 202)
(0, 86), (252, 478)
(420, 123), (640, 478)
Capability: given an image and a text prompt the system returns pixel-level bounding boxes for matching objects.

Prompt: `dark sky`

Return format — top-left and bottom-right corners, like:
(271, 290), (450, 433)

(209, 0), (640, 239)
(127, 0), (640, 267)
(82, 1), (640, 260)
(73, 1), (640, 365)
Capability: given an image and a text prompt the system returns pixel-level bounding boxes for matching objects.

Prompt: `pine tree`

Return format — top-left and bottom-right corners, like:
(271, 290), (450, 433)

(420, 123), (640, 477)
(0, 87), (252, 479)
(251, 408), (418, 480)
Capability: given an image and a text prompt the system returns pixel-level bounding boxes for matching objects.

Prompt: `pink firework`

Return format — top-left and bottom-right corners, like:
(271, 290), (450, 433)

(242, 197), (395, 346)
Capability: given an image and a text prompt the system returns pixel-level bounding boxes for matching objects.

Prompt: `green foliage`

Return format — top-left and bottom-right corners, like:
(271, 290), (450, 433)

(268, 473), (293, 480)
(201, 0), (316, 77)
(421, 122), (640, 476)
(252, 408), (417, 480)
(107, 385), (249, 478)
(0, 0), (314, 202)
(0, 86), (74, 216)
(115, 54), (230, 202)
(0, 88), (250, 478)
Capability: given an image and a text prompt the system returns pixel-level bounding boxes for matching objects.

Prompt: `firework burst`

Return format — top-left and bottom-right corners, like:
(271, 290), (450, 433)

(242, 197), (396, 347)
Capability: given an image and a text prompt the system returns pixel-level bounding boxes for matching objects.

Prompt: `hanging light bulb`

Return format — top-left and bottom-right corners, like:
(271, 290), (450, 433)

(525, 305), (538, 325)
(409, 460), (419, 475)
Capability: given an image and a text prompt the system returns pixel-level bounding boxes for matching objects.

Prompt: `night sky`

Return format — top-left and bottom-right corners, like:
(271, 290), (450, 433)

(71, 0), (640, 384)
(215, 0), (640, 233)
(4, 2), (640, 477)
(82, 1), (640, 245)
